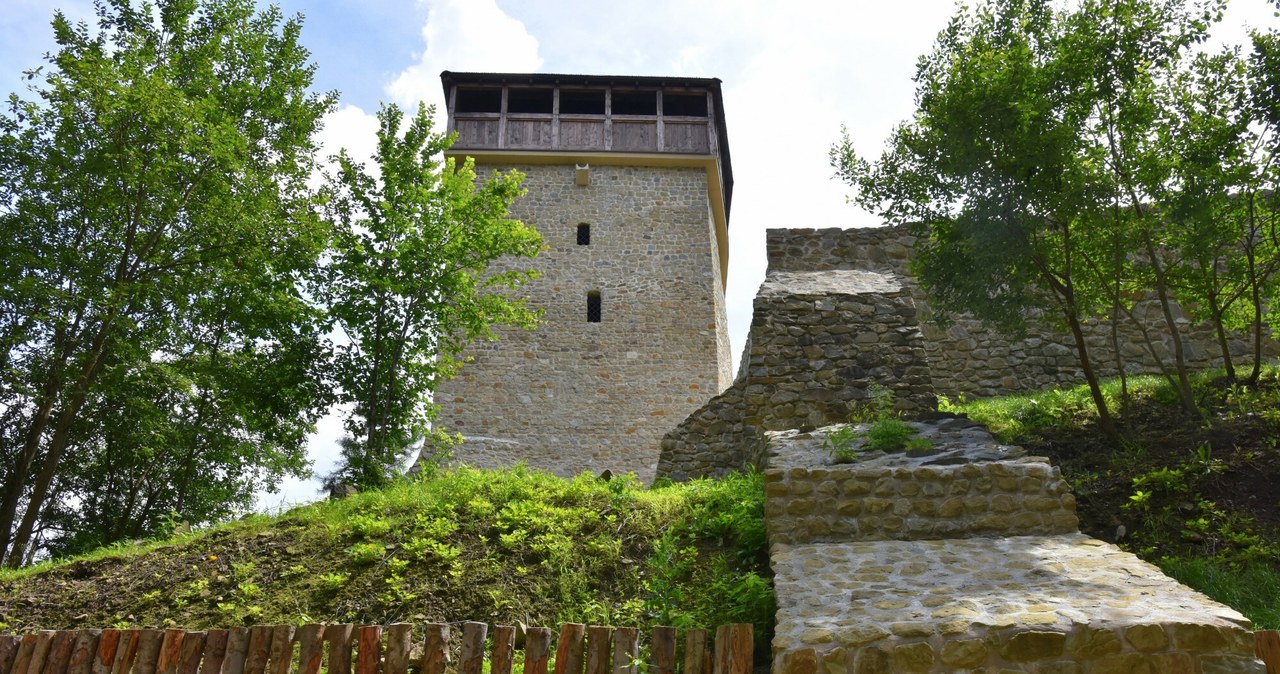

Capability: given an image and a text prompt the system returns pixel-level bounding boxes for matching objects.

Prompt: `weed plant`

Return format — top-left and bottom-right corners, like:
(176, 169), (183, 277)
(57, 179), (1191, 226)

(825, 385), (930, 462)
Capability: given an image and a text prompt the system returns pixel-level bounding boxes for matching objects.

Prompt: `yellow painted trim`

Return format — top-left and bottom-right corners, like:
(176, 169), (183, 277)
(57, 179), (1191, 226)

(446, 149), (730, 288)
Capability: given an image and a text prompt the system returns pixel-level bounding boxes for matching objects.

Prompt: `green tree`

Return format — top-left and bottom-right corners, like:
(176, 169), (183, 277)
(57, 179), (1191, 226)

(0, 0), (334, 566)
(319, 103), (542, 491)
(833, 0), (1246, 428)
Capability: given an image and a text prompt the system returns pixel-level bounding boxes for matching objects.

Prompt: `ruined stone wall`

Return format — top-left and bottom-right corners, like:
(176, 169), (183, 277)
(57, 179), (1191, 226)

(765, 420), (1265, 674)
(436, 164), (731, 483)
(762, 428), (1079, 546)
(657, 269), (935, 481)
(767, 226), (1279, 398)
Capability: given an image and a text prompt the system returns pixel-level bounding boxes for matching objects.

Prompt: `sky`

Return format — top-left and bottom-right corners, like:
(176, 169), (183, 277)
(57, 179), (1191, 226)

(3, 0), (1278, 509)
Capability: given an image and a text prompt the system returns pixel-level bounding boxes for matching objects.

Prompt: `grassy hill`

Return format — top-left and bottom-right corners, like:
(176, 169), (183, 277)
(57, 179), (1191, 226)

(0, 467), (773, 648)
(1, 364), (1277, 642)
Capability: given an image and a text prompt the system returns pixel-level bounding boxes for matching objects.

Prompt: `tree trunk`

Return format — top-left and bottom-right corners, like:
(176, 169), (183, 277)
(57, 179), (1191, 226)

(1065, 309), (1116, 436)
(0, 360), (68, 564)
(1141, 234), (1200, 418)
(1109, 300), (1129, 408)
(5, 318), (113, 567)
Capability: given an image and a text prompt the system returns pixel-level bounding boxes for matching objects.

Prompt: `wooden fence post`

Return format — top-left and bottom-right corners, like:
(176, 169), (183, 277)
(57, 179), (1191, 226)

(552, 624), (584, 674)
(267, 626), (292, 674)
(1257, 630), (1280, 674)
(243, 627), (272, 674)
(354, 626), (381, 674)
(420, 624), (449, 674)
(293, 627), (323, 674)
(0, 636), (18, 674)
(197, 631), (225, 674)
(92, 631), (121, 674)
(610, 629), (636, 674)
(70, 633), (100, 674)
(649, 628), (676, 674)
(522, 628), (551, 674)
(383, 625), (411, 674)
(132, 630), (165, 674)
(68, 632), (100, 674)
(155, 630), (185, 674)
(458, 622), (487, 674)
(11, 634), (37, 674)
(110, 631), (140, 674)
(322, 625), (353, 674)
(490, 626), (515, 674)
(222, 628), (250, 674)
(712, 625), (751, 674)
(26, 631), (55, 674)
(44, 631), (76, 674)
(683, 630), (708, 674)
(176, 633), (204, 674)
(584, 627), (611, 674)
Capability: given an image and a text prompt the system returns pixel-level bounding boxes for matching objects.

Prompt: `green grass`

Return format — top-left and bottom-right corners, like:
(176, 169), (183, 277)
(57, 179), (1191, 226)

(1160, 556), (1280, 629)
(942, 363), (1280, 442)
(0, 465), (772, 650)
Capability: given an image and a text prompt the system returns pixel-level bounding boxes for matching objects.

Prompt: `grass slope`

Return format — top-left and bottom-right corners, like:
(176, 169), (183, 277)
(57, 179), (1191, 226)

(4, 365), (1277, 643)
(946, 364), (1280, 628)
(0, 467), (773, 650)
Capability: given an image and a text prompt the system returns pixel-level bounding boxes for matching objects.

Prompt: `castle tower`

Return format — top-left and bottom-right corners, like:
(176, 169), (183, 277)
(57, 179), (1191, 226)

(434, 71), (734, 482)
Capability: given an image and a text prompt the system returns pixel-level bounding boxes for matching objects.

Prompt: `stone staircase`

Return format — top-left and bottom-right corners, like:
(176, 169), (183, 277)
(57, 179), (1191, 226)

(763, 419), (1266, 674)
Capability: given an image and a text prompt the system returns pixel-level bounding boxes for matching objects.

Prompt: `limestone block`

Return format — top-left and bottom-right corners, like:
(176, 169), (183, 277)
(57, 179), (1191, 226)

(998, 631), (1067, 662)
(892, 642), (934, 673)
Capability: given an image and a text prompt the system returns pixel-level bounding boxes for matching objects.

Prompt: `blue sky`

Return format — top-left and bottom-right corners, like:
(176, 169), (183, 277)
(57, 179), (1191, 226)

(3, 0), (1277, 507)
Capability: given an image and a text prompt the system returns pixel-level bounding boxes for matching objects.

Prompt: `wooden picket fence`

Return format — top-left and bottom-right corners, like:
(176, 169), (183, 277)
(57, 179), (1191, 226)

(1260, 629), (1280, 674)
(0, 622), (753, 674)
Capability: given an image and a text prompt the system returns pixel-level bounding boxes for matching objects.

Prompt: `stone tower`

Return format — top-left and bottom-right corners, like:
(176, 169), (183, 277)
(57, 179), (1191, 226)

(433, 71), (734, 482)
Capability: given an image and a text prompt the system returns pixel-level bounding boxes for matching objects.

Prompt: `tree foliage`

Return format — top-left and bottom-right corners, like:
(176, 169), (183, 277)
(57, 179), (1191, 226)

(0, 0), (545, 565)
(318, 103), (542, 492)
(0, 0), (335, 565)
(834, 0), (1280, 427)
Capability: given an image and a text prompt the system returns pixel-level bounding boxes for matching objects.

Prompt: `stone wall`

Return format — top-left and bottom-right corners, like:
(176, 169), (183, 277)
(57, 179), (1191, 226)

(767, 226), (1279, 398)
(765, 420), (1265, 674)
(657, 269), (935, 481)
(436, 164), (732, 483)
(762, 420), (1079, 545)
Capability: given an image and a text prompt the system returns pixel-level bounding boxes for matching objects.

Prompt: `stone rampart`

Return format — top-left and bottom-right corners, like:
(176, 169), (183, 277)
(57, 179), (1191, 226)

(765, 420), (1265, 674)
(657, 269), (935, 481)
(771, 537), (1262, 674)
(767, 226), (1280, 398)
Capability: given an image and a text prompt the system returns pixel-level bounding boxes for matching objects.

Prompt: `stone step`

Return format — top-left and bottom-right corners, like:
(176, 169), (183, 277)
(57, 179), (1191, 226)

(763, 422), (1079, 545)
(770, 534), (1263, 674)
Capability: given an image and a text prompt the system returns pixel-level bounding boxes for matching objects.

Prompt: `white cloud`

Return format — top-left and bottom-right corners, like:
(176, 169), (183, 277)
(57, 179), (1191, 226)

(385, 0), (542, 113)
(317, 104), (381, 168)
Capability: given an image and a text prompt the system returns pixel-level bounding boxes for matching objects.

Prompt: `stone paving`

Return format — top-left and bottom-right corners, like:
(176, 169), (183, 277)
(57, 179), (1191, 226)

(764, 420), (1266, 673)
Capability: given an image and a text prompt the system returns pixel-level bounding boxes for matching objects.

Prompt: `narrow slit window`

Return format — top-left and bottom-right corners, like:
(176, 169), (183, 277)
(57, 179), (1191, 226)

(577, 223), (591, 245)
(587, 291), (602, 323)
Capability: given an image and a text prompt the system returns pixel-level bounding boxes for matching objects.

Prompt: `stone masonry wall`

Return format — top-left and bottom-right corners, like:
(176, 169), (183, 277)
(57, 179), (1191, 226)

(767, 226), (1280, 398)
(762, 420), (1079, 546)
(656, 269), (935, 481)
(765, 421), (1265, 674)
(436, 164), (731, 483)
